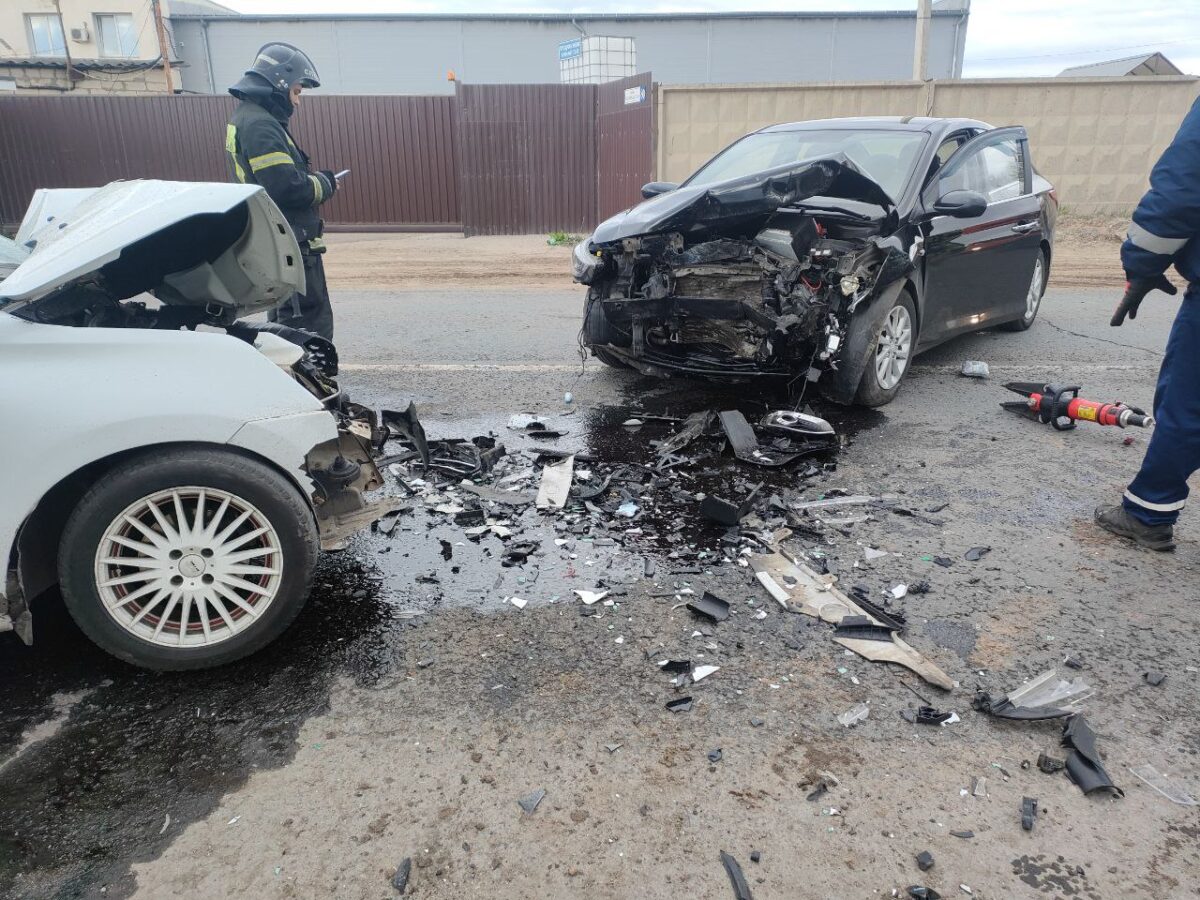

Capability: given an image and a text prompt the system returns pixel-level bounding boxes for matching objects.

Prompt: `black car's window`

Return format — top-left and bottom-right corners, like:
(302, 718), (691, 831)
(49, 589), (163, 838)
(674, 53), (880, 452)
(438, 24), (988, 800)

(686, 129), (928, 203)
(939, 137), (1028, 202)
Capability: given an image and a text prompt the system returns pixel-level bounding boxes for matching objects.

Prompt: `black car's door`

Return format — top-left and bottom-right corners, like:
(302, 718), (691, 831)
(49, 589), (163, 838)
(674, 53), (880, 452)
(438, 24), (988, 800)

(918, 127), (1043, 345)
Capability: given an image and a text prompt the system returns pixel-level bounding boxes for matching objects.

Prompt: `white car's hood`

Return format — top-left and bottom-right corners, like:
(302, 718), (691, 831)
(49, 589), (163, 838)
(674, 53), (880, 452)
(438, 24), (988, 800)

(0, 180), (304, 318)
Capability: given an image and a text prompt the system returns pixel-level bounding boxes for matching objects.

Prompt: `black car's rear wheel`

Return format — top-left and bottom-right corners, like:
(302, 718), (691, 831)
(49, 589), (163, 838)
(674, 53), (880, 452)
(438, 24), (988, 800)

(1000, 247), (1047, 332)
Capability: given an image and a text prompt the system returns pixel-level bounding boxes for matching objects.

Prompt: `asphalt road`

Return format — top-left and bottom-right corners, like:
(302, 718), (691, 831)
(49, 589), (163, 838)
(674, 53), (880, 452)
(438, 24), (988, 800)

(2, 284), (1197, 900)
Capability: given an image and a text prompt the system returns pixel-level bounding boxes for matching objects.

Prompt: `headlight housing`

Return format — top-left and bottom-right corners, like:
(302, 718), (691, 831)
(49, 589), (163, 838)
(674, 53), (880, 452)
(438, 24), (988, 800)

(572, 239), (602, 284)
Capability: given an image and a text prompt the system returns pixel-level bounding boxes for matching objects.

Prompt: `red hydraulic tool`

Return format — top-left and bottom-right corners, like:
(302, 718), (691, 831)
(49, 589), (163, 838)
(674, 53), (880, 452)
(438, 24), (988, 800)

(1002, 382), (1155, 431)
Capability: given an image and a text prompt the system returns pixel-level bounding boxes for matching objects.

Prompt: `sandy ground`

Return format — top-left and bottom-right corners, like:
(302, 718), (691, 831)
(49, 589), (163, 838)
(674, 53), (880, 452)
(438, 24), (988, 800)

(322, 215), (1172, 294)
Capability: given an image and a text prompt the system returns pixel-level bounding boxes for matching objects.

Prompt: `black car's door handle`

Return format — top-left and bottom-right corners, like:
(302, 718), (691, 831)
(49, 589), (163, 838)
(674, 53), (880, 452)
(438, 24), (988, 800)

(1011, 222), (1039, 234)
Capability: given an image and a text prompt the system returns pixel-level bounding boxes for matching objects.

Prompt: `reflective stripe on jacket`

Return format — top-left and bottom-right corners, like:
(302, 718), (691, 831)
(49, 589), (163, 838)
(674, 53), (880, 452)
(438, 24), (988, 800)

(1122, 96), (1200, 284)
(226, 100), (330, 245)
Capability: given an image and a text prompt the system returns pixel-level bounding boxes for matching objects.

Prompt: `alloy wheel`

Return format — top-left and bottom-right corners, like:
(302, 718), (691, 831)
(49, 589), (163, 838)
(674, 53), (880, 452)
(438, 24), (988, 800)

(93, 487), (284, 648)
(1024, 255), (1045, 322)
(875, 304), (913, 391)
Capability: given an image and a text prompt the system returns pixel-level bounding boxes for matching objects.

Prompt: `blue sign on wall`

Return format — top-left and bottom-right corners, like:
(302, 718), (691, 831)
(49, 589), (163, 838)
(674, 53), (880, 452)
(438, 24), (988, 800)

(559, 38), (582, 60)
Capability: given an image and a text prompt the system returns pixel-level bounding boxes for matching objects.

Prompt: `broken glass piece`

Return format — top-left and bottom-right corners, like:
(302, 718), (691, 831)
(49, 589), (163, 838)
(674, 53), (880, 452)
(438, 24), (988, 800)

(616, 501), (640, 518)
(517, 788), (546, 814)
(1061, 716), (1124, 797)
(863, 547), (888, 560)
(1128, 764), (1198, 806)
(837, 702), (870, 727)
(1007, 669), (1091, 711)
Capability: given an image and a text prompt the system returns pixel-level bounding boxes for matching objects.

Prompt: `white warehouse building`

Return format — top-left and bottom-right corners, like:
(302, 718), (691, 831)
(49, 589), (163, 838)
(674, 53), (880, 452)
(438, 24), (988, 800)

(168, 3), (971, 96)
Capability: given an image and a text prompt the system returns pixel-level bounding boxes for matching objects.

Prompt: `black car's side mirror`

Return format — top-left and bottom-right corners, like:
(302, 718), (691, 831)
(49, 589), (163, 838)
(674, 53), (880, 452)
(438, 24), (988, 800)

(932, 189), (988, 218)
(641, 182), (678, 199)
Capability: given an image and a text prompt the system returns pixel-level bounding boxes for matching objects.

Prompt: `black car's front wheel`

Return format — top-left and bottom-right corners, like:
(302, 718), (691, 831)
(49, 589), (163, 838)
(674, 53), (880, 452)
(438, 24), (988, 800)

(1000, 247), (1048, 332)
(855, 290), (917, 407)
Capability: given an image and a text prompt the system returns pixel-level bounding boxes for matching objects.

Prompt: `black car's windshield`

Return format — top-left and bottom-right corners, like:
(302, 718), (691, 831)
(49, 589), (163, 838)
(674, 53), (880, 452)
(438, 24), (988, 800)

(685, 129), (928, 203)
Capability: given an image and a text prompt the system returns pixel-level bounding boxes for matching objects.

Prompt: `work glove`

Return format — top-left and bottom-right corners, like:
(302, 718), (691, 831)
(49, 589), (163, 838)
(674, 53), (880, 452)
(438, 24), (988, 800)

(317, 170), (339, 198)
(1111, 274), (1177, 326)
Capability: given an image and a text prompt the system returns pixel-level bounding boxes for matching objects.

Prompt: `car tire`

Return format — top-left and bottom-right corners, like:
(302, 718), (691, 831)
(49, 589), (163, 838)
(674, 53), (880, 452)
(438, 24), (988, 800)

(1000, 247), (1048, 332)
(592, 347), (633, 370)
(854, 290), (917, 408)
(58, 446), (318, 671)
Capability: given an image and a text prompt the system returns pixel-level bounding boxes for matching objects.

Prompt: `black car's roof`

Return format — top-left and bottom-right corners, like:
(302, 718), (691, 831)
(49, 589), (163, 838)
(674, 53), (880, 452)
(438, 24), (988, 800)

(757, 116), (992, 135)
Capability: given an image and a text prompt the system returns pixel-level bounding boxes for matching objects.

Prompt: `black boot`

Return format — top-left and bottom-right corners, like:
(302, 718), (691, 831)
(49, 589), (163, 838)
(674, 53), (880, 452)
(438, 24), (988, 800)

(1094, 505), (1176, 551)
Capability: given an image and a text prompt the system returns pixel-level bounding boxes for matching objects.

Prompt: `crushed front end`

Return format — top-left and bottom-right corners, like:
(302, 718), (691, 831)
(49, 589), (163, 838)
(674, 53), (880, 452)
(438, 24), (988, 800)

(575, 156), (911, 386)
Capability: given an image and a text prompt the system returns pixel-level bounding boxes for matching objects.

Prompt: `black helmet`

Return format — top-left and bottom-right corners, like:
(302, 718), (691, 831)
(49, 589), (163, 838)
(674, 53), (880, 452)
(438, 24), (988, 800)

(246, 42), (320, 92)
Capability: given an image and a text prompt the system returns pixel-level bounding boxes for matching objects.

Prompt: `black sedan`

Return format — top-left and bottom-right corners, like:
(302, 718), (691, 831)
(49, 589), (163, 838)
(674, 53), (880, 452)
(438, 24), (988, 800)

(573, 116), (1057, 405)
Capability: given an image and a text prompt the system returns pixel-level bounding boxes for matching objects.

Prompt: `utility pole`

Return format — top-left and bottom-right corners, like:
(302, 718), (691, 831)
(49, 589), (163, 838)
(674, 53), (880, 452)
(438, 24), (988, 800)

(51, 0), (77, 89)
(151, 0), (175, 94)
(912, 0), (932, 81)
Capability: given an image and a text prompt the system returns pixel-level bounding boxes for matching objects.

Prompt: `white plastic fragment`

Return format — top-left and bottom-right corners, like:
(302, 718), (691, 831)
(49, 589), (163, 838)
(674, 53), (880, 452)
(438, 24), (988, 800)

(863, 547), (888, 561)
(1007, 669), (1091, 710)
(508, 597), (527, 610)
(535, 454), (574, 510)
(616, 501), (640, 518)
(890, 583), (908, 600)
(755, 571), (791, 608)
(692, 665), (720, 682)
(960, 360), (990, 379)
(573, 589), (609, 605)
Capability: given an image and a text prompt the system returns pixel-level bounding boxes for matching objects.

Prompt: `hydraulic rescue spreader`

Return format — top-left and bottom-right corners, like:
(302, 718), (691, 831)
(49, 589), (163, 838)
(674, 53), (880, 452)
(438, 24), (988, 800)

(1001, 382), (1155, 431)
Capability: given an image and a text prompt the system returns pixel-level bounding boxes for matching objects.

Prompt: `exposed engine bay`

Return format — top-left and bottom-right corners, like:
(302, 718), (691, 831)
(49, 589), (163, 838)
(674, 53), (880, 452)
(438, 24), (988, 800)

(575, 156), (915, 389)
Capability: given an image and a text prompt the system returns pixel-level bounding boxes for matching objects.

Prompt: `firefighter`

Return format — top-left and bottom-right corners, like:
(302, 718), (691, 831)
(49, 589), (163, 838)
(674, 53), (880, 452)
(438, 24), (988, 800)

(226, 43), (339, 341)
(1096, 95), (1200, 550)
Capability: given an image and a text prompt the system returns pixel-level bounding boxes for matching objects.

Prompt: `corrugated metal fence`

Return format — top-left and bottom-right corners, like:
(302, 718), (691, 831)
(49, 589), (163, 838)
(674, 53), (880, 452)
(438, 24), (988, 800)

(0, 82), (654, 234)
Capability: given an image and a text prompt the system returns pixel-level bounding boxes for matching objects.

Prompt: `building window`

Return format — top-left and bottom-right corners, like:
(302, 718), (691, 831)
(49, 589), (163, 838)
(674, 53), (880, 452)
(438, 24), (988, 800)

(26, 13), (66, 57)
(96, 13), (138, 58)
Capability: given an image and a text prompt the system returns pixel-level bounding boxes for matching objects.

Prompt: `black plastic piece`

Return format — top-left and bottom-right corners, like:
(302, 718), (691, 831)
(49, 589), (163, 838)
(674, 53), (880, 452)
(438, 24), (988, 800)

(1037, 752), (1066, 774)
(908, 888), (942, 900)
(915, 707), (953, 726)
(1021, 796), (1038, 831)
(1061, 716), (1124, 797)
(916, 850), (935, 871)
(701, 483), (762, 526)
(688, 592), (731, 623)
(381, 403), (430, 465)
(750, 850), (761, 864)
(847, 590), (908, 631)
(964, 546), (991, 561)
(1144, 670), (1166, 686)
(719, 851), (754, 900)
(834, 615), (894, 642)
(659, 659), (691, 674)
(718, 410), (802, 467)
(666, 697), (694, 713)
(708, 748), (723, 763)
(392, 856), (412, 894)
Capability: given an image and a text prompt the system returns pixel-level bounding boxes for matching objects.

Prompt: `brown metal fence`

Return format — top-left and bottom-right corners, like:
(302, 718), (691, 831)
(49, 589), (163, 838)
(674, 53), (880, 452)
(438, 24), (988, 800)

(455, 83), (597, 236)
(596, 73), (655, 221)
(0, 82), (652, 234)
(0, 94), (461, 231)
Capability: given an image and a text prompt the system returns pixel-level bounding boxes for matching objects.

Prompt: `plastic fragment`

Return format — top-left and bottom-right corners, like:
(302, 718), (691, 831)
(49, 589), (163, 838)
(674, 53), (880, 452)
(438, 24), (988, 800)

(972, 776), (987, 797)
(1061, 716), (1124, 797)
(573, 589), (609, 605)
(964, 546), (991, 561)
(1128, 764), (1197, 806)
(517, 788), (546, 814)
(392, 856), (412, 894)
(707, 748), (723, 763)
(908, 888), (942, 900)
(687, 592), (731, 623)
(960, 360), (990, 378)
(692, 664), (720, 682)
(616, 501), (640, 518)
(1007, 669), (1091, 710)
(535, 454), (574, 510)
(863, 547), (888, 560)
(719, 851), (754, 900)
(950, 830), (974, 839)
(916, 850), (935, 871)
(1021, 796), (1038, 831)
(508, 596), (527, 610)
(837, 703), (870, 727)
(1144, 670), (1166, 686)
(1037, 752), (1066, 774)
(666, 697), (693, 713)
(750, 850), (761, 863)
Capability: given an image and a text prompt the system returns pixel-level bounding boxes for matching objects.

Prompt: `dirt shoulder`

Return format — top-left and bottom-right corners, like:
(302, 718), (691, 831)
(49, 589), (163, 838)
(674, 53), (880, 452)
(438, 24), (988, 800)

(324, 217), (1145, 294)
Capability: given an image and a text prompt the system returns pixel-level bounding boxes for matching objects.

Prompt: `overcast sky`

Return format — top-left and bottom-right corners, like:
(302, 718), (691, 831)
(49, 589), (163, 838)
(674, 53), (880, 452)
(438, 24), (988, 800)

(222, 0), (1199, 78)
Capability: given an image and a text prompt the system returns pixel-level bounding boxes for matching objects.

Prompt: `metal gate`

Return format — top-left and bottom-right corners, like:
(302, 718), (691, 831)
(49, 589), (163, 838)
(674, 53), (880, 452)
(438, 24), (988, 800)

(596, 73), (655, 221)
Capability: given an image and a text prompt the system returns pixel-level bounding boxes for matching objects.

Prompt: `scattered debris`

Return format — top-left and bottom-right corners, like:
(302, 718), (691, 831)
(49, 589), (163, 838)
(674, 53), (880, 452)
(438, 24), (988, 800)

(863, 547), (889, 561)
(1063, 655), (1085, 670)
(916, 850), (935, 871)
(1062, 716), (1123, 797)
(707, 748), (723, 763)
(658, 659), (691, 674)
(616, 500), (640, 518)
(759, 410), (837, 444)
(701, 483), (763, 526)
(950, 830), (974, 840)
(792, 493), (893, 511)
(719, 409), (804, 467)
(964, 546), (991, 562)
(159, 814), (170, 835)
(1021, 796), (1038, 831)
(508, 597), (527, 610)
(1037, 752), (1066, 774)
(750, 850), (761, 864)
(1144, 670), (1167, 686)
(1128, 764), (1198, 806)
(604, 743), (622, 754)
(687, 592), (731, 623)
(692, 664), (720, 683)
(517, 788), (547, 814)
(960, 360), (990, 379)
(719, 851), (754, 900)
(907, 888), (942, 900)
(392, 856), (412, 894)
(974, 669), (1089, 720)
(666, 697), (694, 713)
(972, 776), (987, 798)
(837, 702), (870, 727)
(913, 706), (958, 726)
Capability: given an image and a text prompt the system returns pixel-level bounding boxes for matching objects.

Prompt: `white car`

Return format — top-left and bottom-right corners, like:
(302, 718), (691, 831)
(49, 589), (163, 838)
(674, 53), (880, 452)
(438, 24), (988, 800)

(0, 181), (396, 670)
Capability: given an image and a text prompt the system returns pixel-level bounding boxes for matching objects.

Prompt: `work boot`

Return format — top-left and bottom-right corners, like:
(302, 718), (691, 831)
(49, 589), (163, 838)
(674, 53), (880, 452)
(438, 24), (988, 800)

(1094, 505), (1175, 551)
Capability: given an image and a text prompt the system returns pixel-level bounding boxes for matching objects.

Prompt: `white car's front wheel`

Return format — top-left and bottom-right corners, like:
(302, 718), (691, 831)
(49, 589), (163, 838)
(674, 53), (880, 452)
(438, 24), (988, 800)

(58, 447), (318, 670)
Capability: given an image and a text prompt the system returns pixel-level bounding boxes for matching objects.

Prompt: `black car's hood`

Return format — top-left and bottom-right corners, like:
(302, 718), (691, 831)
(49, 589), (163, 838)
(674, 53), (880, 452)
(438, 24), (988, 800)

(592, 154), (894, 245)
